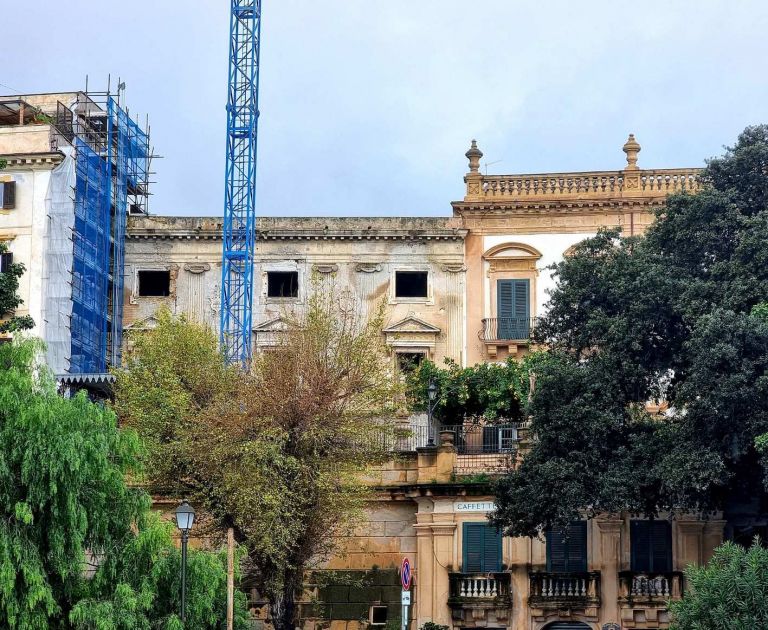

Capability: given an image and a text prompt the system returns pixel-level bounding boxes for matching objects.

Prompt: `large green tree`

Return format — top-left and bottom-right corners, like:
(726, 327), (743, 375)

(0, 339), (247, 629)
(493, 125), (768, 537)
(115, 284), (400, 630)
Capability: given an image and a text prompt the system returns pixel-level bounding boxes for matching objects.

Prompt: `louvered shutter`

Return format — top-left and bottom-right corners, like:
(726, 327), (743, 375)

(496, 279), (530, 339)
(566, 521), (588, 572)
(463, 523), (502, 572)
(631, 520), (671, 572)
(631, 521), (651, 572)
(2, 182), (16, 209)
(546, 528), (567, 572)
(651, 521), (672, 572)
(483, 525), (502, 572)
(548, 521), (587, 572)
(0, 252), (12, 273)
(463, 523), (484, 572)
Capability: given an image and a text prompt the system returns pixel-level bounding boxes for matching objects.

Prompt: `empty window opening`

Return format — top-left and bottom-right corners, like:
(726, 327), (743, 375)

(397, 352), (424, 374)
(395, 271), (428, 299)
(267, 271), (298, 298)
(138, 270), (170, 297)
(369, 606), (388, 626)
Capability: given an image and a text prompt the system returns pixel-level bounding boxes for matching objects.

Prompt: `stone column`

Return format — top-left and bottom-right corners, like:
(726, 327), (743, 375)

(431, 515), (457, 627)
(702, 519), (727, 563)
(413, 508), (435, 628)
(596, 518), (623, 626)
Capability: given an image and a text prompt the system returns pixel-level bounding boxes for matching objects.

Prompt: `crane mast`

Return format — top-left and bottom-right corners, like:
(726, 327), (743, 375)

(221, 0), (261, 366)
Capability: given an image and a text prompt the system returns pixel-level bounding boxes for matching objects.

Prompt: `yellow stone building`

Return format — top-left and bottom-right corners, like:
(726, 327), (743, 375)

(119, 136), (714, 630)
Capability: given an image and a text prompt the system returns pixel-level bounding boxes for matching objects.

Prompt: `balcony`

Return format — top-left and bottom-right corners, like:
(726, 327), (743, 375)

(618, 571), (684, 603)
(448, 572), (511, 607)
(445, 423), (520, 476)
(529, 572), (601, 610)
(479, 318), (538, 358)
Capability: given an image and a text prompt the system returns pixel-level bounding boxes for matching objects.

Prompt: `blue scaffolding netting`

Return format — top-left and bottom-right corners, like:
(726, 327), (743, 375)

(69, 96), (149, 374)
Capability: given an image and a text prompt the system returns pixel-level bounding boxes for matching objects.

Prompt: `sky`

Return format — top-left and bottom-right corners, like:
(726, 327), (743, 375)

(1, 0), (767, 217)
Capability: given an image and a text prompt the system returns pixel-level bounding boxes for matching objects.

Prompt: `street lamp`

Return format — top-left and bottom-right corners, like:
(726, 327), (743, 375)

(427, 380), (439, 446)
(174, 500), (196, 624)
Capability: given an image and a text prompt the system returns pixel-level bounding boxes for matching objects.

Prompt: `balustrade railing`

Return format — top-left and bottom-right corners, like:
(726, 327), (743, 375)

(479, 317), (537, 342)
(448, 572), (511, 604)
(472, 169), (700, 200)
(529, 572), (601, 608)
(618, 571), (684, 600)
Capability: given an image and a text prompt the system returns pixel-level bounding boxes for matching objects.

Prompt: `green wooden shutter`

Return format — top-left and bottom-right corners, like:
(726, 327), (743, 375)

(463, 523), (484, 572)
(0, 252), (12, 274)
(463, 523), (502, 572)
(651, 521), (672, 572)
(631, 520), (672, 572)
(547, 521), (587, 572)
(483, 525), (502, 572)
(497, 279), (530, 339)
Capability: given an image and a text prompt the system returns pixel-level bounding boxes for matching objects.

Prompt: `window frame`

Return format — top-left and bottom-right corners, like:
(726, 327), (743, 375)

(263, 266), (302, 303)
(136, 269), (172, 298)
(1, 181), (16, 210)
(391, 267), (432, 304)
(546, 520), (588, 573)
(462, 522), (502, 573)
(369, 606), (388, 626)
(630, 520), (672, 573)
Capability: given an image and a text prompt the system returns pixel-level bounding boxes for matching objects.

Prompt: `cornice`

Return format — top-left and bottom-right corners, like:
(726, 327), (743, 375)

(451, 199), (665, 216)
(127, 227), (469, 242)
(1, 152), (64, 168)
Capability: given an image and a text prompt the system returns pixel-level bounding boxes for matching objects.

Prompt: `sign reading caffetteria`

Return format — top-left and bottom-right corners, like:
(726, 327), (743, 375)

(455, 501), (496, 512)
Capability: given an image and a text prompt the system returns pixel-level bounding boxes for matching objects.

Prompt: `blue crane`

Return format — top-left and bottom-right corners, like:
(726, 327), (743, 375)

(220, 0), (262, 366)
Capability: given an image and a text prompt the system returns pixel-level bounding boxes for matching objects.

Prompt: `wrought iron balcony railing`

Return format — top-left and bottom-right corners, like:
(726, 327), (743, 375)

(479, 317), (538, 342)
(618, 571), (684, 601)
(448, 572), (511, 606)
(529, 572), (601, 608)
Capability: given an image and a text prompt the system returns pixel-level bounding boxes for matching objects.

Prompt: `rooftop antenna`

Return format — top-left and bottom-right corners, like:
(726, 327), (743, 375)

(484, 159), (502, 175)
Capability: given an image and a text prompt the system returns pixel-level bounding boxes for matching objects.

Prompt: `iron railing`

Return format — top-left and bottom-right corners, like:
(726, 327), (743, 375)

(479, 317), (538, 342)
(529, 572), (601, 608)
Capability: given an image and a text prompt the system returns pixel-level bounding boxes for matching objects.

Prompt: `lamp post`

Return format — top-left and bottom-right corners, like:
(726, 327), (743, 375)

(427, 380), (438, 446)
(174, 500), (196, 624)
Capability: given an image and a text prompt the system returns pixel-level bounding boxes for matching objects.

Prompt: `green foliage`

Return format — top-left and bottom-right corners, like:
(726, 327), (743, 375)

(69, 513), (249, 630)
(493, 125), (768, 536)
(115, 283), (400, 630)
(0, 339), (147, 628)
(0, 241), (34, 334)
(419, 622), (449, 630)
(406, 353), (548, 424)
(0, 338), (247, 629)
(669, 541), (768, 629)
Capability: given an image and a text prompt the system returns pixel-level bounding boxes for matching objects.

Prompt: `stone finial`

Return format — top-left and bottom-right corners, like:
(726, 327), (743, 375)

(623, 133), (641, 171)
(465, 139), (483, 173)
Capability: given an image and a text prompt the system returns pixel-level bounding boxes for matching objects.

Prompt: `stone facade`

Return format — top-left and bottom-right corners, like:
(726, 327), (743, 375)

(122, 136), (714, 630)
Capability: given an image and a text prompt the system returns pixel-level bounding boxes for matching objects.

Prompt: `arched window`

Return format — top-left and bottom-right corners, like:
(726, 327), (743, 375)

(542, 622), (592, 630)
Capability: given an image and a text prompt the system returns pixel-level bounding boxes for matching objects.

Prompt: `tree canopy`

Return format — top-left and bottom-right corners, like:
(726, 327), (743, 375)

(492, 125), (768, 537)
(0, 339), (246, 629)
(115, 283), (400, 630)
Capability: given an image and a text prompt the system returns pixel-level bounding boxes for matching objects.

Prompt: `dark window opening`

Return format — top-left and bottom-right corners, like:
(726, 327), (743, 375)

(397, 352), (424, 374)
(395, 271), (428, 299)
(267, 271), (299, 298)
(630, 520), (672, 573)
(138, 270), (170, 297)
(0, 251), (13, 273)
(370, 606), (387, 625)
(2, 181), (16, 209)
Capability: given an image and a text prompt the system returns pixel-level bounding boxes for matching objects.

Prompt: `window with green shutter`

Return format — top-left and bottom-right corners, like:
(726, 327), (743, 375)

(462, 522), (502, 573)
(630, 520), (672, 573)
(546, 521), (587, 573)
(496, 279), (530, 339)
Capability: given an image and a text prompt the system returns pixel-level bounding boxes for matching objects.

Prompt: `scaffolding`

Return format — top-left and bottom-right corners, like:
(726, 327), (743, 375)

(51, 86), (152, 374)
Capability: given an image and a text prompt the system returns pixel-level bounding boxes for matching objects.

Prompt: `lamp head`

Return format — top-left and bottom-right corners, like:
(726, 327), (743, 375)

(174, 500), (196, 533)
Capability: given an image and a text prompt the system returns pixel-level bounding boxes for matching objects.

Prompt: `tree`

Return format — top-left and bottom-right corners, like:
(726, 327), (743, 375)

(0, 339), (248, 629)
(0, 240), (34, 334)
(115, 283), (400, 630)
(492, 125), (768, 536)
(669, 541), (768, 629)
